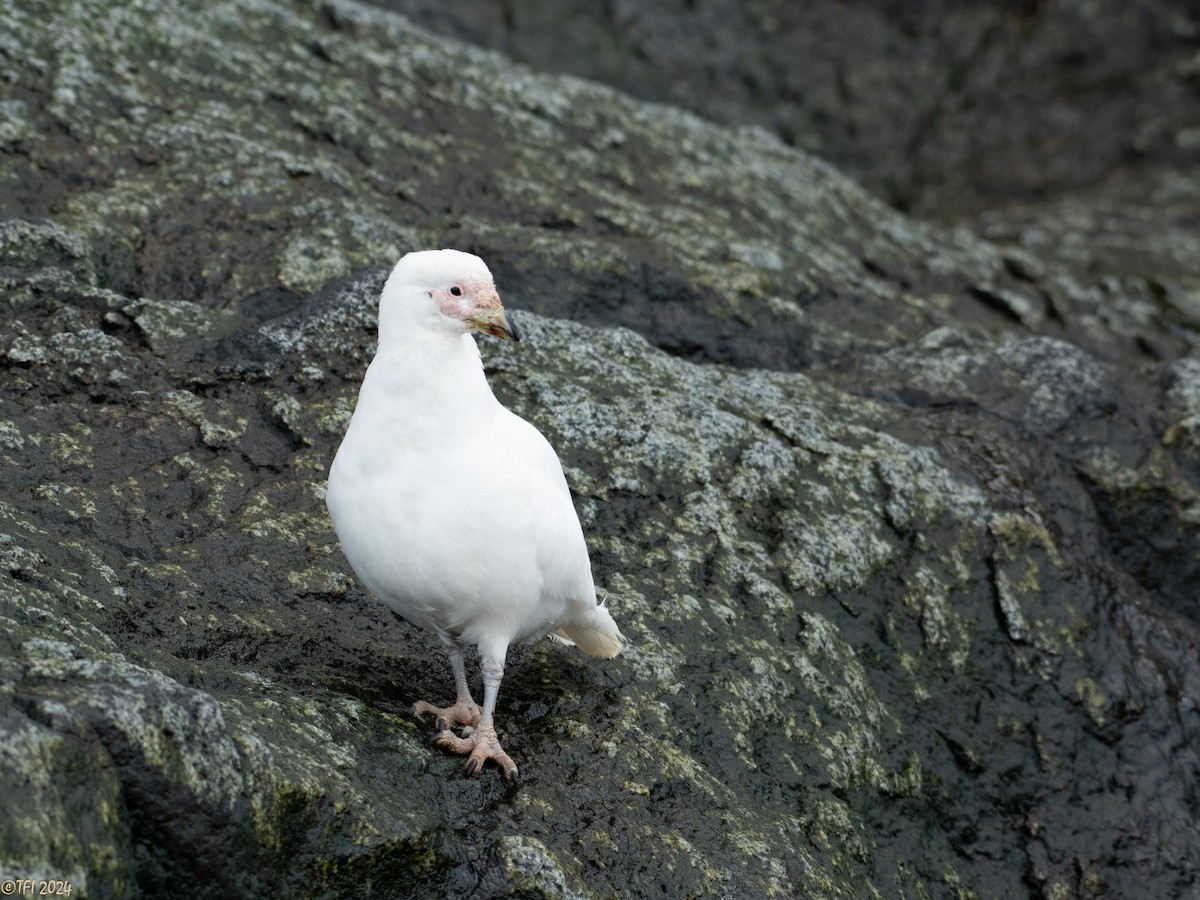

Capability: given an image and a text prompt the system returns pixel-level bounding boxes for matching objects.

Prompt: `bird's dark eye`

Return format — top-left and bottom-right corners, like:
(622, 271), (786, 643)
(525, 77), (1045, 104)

(450, 286), (463, 296)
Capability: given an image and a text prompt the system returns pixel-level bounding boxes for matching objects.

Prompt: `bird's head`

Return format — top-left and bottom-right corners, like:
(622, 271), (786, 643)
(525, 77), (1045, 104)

(380, 248), (521, 342)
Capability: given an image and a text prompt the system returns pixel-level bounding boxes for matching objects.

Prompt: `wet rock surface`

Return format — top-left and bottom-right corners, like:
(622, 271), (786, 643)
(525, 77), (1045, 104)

(1, 1), (1198, 898)
(376, 0), (1200, 218)
(383, 0), (1200, 367)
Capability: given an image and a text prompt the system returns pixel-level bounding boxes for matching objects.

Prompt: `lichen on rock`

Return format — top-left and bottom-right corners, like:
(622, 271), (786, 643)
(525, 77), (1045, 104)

(1, 0), (1199, 897)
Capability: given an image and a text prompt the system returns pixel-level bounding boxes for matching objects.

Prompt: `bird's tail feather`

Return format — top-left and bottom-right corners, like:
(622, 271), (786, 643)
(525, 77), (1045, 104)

(552, 605), (624, 658)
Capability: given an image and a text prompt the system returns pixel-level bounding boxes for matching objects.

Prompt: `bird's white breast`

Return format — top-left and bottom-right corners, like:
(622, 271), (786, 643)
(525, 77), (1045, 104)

(326, 337), (594, 648)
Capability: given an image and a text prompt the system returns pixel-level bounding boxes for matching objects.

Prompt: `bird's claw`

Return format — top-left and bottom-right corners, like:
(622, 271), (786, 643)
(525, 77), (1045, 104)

(463, 756), (517, 782)
(433, 722), (519, 782)
(409, 698), (481, 733)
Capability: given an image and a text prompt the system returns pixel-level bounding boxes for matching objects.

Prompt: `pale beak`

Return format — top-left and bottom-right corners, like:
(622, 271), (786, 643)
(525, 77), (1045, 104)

(468, 306), (522, 342)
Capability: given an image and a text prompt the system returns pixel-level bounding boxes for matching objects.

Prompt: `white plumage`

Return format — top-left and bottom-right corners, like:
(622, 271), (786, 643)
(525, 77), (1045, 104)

(326, 248), (622, 780)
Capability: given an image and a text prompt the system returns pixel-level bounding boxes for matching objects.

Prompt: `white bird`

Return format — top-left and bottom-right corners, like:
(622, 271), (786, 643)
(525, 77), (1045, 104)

(326, 248), (623, 781)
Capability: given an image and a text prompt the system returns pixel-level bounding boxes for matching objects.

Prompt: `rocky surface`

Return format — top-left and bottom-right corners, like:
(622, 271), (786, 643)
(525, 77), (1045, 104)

(381, 0), (1200, 354)
(1, 0), (1198, 898)
(375, 0), (1200, 218)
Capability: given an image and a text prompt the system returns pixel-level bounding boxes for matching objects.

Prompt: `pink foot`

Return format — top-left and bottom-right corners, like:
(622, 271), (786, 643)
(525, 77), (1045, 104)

(409, 697), (481, 734)
(433, 721), (519, 782)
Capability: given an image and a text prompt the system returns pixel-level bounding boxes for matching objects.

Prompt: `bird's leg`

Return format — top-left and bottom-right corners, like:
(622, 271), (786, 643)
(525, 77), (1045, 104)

(432, 654), (518, 782)
(409, 638), (481, 733)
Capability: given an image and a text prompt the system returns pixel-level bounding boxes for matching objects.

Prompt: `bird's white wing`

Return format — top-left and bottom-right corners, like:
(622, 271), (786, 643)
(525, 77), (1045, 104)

(494, 409), (596, 608)
(493, 409), (622, 657)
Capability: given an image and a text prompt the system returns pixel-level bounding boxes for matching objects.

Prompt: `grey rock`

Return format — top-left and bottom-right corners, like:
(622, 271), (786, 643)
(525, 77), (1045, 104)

(1, 1), (1198, 899)
(376, 0), (1200, 226)
(386, 0), (1200, 370)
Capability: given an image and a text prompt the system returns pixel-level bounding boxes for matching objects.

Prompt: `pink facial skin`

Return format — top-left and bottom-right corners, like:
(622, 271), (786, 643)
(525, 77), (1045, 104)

(431, 278), (502, 323)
